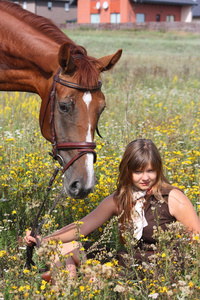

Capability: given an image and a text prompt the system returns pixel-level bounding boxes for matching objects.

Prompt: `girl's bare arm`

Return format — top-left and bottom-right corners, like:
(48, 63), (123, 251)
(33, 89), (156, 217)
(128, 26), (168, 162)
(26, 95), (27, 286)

(25, 193), (118, 245)
(168, 189), (200, 234)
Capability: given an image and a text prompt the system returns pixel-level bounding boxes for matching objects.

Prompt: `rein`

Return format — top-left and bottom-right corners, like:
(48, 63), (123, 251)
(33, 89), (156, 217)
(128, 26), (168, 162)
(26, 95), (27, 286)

(26, 68), (102, 269)
(25, 166), (60, 269)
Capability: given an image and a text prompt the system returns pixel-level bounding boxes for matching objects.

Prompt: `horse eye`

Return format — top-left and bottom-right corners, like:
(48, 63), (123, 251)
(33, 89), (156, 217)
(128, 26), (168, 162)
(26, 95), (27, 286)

(59, 103), (70, 113)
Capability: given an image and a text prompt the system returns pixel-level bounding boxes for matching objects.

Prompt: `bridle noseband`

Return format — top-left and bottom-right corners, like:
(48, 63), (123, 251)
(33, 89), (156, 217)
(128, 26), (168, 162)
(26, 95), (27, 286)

(41, 68), (102, 173)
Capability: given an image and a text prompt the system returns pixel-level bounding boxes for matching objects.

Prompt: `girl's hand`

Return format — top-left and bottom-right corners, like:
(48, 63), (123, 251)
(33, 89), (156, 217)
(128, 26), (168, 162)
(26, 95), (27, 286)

(24, 230), (37, 246)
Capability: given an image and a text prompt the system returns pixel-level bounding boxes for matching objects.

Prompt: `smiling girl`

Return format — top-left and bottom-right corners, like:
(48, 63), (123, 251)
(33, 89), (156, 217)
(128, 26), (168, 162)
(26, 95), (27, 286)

(25, 139), (200, 279)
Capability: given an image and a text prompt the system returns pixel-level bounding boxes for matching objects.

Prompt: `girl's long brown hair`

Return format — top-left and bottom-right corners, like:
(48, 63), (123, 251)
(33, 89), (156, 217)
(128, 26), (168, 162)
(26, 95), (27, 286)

(113, 139), (174, 241)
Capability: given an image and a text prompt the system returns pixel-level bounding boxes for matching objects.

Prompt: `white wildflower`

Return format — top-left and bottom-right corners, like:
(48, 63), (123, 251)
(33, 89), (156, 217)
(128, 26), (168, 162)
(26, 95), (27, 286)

(148, 292), (159, 299)
(113, 284), (126, 293)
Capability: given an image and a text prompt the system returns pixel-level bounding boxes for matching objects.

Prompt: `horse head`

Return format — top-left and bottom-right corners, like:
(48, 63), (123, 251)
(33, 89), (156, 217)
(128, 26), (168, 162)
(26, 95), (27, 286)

(40, 43), (122, 199)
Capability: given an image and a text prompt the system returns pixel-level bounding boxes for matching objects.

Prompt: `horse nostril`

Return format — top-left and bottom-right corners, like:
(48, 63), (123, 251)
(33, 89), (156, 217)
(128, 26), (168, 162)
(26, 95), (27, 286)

(66, 177), (94, 199)
(69, 180), (81, 196)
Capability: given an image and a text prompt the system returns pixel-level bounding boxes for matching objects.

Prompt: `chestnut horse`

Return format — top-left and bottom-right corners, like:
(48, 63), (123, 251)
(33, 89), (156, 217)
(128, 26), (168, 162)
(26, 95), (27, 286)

(0, 1), (122, 199)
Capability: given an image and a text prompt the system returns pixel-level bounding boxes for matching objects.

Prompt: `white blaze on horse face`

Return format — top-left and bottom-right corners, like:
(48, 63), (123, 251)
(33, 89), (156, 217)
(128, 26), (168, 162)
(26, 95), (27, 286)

(83, 91), (92, 110)
(83, 92), (94, 188)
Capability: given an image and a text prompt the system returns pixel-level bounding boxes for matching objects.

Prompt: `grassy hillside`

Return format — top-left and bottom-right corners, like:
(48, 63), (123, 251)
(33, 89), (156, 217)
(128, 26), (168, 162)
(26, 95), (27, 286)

(0, 30), (200, 299)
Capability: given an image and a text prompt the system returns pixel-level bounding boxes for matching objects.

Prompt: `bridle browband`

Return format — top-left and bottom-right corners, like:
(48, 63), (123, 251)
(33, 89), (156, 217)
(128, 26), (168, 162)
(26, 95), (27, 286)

(54, 75), (102, 91)
(40, 68), (102, 174)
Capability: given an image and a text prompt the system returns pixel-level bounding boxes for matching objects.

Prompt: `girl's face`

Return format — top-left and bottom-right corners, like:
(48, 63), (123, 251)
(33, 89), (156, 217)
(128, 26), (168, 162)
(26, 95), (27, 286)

(132, 162), (157, 191)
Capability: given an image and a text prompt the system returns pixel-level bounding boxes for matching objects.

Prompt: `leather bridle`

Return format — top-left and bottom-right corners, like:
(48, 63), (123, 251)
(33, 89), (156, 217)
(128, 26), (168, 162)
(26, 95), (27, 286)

(40, 68), (102, 174)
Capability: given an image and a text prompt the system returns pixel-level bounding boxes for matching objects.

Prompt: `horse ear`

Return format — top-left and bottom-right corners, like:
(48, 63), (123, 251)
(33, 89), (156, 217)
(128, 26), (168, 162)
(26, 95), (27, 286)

(97, 49), (122, 72)
(58, 42), (76, 73)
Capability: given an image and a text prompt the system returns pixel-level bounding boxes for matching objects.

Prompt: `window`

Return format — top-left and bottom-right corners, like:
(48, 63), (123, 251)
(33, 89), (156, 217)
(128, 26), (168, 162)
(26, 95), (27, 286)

(47, 2), (52, 10)
(65, 3), (69, 11)
(91, 14), (100, 23)
(166, 15), (175, 22)
(136, 13), (145, 23)
(156, 14), (160, 22)
(110, 13), (120, 23)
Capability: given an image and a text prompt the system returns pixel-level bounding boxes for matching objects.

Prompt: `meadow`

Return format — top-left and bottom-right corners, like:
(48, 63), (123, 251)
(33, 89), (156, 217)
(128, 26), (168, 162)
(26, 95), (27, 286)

(0, 29), (200, 299)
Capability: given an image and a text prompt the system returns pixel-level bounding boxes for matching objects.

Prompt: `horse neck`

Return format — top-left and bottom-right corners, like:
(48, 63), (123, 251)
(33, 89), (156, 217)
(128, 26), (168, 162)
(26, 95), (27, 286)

(0, 9), (64, 97)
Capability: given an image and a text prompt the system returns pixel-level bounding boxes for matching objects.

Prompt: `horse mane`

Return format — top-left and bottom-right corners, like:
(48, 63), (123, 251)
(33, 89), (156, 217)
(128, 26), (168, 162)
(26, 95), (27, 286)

(1, 1), (68, 45)
(1, 1), (101, 86)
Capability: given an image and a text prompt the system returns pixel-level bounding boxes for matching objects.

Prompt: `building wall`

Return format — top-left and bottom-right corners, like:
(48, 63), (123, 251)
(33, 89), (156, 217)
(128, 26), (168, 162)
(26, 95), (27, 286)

(96, 0), (110, 23)
(25, 2), (36, 13)
(36, 1), (77, 25)
(181, 6), (192, 22)
(120, 0), (135, 23)
(78, 0), (135, 23)
(134, 4), (181, 22)
(78, 0), (90, 23)
(89, 0), (112, 23)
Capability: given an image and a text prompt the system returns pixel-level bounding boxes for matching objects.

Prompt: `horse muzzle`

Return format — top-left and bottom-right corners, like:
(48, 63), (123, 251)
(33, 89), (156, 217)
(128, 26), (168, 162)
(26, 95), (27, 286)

(52, 142), (97, 199)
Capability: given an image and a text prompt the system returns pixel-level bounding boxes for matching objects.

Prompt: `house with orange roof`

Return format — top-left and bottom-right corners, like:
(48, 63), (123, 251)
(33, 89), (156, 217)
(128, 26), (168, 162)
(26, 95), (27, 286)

(77, 0), (197, 23)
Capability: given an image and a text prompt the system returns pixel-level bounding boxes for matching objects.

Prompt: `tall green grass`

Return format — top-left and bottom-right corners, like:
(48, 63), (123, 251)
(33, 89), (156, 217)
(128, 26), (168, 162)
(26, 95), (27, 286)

(0, 30), (200, 299)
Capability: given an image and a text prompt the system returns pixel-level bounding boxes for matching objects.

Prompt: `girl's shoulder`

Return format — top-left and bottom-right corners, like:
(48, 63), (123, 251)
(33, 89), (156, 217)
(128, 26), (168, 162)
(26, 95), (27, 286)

(160, 185), (183, 197)
(168, 188), (192, 217)
(167, 188), (200, 234)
